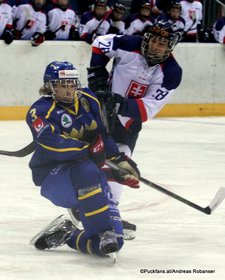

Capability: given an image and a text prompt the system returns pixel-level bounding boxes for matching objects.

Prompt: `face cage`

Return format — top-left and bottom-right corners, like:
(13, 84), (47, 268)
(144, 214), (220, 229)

(141, 33), (176, 66)
(48, 79), (82, 106)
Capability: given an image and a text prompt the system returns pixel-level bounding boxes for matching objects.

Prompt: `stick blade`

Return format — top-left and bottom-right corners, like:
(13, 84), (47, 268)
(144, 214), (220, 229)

(208, 187), (225, 213)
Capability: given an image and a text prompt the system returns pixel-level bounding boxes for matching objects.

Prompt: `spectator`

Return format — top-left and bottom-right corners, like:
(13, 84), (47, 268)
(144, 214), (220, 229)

(12, 0), (46, 46)
(180, 0), (202, 42)
(212, 16), (225, 44)
(79, 0), (111, 44)
(107, 1), (126, 35)
(156, 1), (185, 32)
(0, 0), (14, 44)
(125, 0), (154, 35)
(45, 0), (78, 40)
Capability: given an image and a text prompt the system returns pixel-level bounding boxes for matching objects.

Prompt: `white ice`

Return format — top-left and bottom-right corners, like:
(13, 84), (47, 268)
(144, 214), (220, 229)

(0, 117), (225, 280)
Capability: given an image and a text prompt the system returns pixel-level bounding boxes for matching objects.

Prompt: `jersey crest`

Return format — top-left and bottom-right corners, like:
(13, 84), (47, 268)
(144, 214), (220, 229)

(126, 80), (149, 98)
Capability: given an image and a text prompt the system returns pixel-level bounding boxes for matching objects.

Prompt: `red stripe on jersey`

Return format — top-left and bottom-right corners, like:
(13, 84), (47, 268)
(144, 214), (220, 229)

(132, 50), (141, 54)
(92, 46), (105, 55)
(223, 37), (225, 44)
(125, 119), (134, 130)
(136, 99), (148, 122)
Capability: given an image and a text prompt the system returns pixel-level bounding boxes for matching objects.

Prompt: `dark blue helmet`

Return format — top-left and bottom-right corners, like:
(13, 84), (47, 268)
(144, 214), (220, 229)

(43, 61), (79, 83)
(141, 21), (181, 65)
(43, 61), (81, 107)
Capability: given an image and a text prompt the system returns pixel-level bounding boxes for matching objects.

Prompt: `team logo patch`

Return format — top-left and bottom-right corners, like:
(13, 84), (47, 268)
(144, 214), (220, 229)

(126, 80), (149, 98)
(32, 117), (46, 133)
(61, 114), (72, 128)
(80, 98), (90, 112)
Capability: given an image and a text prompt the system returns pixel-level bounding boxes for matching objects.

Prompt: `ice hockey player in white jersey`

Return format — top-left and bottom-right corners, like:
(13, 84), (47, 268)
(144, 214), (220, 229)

(156, 1), (185, 33)
(125, 0), (154, 35)
(107, 2), (126, 35)
(180, 0), (202, 42)
(212, 16), (225, 44)
(87, 21), (182, 215)
(12, 0), (47, 46)
(79, 0), (111, 44)
(0, 0), (14, 44)
(45, 0), (78, 40)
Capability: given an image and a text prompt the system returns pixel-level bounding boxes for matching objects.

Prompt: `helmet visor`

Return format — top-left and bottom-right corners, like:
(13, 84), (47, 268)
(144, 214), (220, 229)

(49, 79), (82, 105)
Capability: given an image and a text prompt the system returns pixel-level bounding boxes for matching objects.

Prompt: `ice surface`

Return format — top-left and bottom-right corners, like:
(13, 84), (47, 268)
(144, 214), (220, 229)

(0, 117), (225, 280)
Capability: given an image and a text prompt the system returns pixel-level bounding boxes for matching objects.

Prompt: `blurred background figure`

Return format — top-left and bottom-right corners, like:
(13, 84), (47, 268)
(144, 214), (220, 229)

(125, 0), (154, 35)
(12, 0), (47, 46)
(0, 0), (14, 44)
(107, 1), (126, 35)
(79, 0), (110, 44)
(212, 16), (225, 44)
(180, 0), (202, 42)
(156, 1), (185, 32)
(45, 0), (78, 40)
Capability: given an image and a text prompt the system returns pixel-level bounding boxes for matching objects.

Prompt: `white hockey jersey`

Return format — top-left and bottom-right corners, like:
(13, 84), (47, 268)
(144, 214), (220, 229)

(79, 11), (110, 43)
(13, 4), (46, 39)
(0, 3), (13, 37)
(125, 14), (154, 35)
(180, 0), (202, 35)
(91, 34), (182, 129)
(47, 7), (76, 40)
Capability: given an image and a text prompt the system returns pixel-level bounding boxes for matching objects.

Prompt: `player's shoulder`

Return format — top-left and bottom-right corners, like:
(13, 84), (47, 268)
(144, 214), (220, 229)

(28, 96), (55, 115)
(112, 34), (142, 53)
(160, 55), (182, 89)
(80, 88), (100, 107)
(80, 11), (94, 24)
(1, 3), (12, 11)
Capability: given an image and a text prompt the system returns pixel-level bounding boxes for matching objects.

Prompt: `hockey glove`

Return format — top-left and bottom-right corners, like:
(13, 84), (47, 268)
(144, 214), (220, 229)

(12, 29), (22, 39)
(106, 93), (127, 117)
(88, 135), (106, 167)
(44, 30), (56, 40)
(87, 66), (111, 99)
(31, 32), (45, 47)
(3, 29), (13, 45)
(109, 153), (140, 188)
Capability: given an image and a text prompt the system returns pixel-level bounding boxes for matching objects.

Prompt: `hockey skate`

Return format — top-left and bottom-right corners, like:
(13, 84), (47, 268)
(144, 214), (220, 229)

(30, 215), (76, 250)
(69, 207), (137, 240)
(99, 230), (119, 262)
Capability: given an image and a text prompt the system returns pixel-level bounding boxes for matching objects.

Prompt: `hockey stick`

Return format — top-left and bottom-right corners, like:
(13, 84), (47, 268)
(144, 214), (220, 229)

(0, 141), (35, 157)
(105, 160), (225, 215)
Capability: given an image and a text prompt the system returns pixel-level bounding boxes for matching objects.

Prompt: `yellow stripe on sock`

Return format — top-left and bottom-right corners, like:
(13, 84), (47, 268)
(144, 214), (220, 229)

(85, 205), (109, 217)
(86, 239), (93, 255)
(78, 188), (102, 200)
(76, 230), (85, 252)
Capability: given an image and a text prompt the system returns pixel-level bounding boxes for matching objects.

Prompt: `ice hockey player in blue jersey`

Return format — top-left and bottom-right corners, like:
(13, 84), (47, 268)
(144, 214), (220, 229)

(26, 61), (140, 257)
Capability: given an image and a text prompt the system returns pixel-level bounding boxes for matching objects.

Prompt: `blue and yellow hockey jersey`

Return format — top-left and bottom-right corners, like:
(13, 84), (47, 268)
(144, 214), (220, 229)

(26, 87), (119, 186)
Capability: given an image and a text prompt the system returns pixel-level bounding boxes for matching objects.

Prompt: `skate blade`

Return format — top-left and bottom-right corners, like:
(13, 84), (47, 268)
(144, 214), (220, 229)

(30, 215), (65, 246)
(123, 229), (136, 240)
(108, 252), (117, 264)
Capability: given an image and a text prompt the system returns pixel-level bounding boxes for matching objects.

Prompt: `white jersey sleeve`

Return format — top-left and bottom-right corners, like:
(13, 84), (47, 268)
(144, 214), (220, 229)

(0, 3), (13, 37)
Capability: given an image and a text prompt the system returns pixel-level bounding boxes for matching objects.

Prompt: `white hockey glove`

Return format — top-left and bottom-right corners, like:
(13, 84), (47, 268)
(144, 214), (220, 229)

(109, 153), (140, 188)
